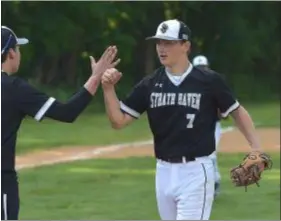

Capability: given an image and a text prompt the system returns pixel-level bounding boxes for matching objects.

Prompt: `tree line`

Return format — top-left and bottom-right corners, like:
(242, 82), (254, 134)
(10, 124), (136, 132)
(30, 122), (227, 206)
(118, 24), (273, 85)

(2, 1), (280, 103)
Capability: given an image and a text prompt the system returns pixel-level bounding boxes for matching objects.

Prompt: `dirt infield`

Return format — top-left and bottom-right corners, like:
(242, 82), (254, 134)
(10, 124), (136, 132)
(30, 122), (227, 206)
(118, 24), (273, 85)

(16, 128), (280, 170)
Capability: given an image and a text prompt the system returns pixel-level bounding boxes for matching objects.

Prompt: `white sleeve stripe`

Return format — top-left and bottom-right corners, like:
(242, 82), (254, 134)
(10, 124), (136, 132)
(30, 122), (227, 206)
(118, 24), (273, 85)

(3, 193), (7, 220)
(34, 97), (56, 121)
(120, 101), (140, 118)
(221, 101), (240, 118)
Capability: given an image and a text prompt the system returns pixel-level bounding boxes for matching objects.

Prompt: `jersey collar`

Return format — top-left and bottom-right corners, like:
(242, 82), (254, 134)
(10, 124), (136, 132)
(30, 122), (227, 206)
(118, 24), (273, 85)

(1, 70), (10, 76)
(165, 63), (193, 86)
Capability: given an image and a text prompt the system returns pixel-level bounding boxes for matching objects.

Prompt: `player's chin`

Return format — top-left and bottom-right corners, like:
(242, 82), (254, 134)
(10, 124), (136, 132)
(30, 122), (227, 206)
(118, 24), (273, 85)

(159, 59), (170, 66)
(12, 64), (20, 73)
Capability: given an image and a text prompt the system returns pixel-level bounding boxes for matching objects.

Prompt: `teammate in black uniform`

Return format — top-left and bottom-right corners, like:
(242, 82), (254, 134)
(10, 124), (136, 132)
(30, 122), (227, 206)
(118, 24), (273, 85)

(1, 26), (119, 220)
(101, 19), (263, 220)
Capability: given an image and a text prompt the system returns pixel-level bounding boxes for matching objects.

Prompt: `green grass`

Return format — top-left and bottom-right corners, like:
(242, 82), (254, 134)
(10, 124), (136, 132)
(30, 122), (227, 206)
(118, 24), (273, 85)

(18, 153), (280, 220)
(17, 102), (280, 154)
(17, 114), (151, 154)
(220, 101), (280, 128)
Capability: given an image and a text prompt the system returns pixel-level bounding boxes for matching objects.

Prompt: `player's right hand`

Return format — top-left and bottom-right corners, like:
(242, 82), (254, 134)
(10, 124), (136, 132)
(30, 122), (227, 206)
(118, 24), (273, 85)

(101, 68), (122, 88)
(90, 46), (121, 77)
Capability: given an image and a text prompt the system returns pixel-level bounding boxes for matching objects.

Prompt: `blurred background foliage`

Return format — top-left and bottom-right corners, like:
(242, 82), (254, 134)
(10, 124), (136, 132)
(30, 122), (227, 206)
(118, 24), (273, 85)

(2, 1), (280, 112)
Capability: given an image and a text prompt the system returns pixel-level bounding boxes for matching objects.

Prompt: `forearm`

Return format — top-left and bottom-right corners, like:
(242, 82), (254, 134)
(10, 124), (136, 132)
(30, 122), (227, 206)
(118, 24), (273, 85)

(84, 75), (102, 95)
(45, 88), (91, 122)
(45, 75), (100, 122)
(231, 106), (261, 150)
(102, 86), (127, 129)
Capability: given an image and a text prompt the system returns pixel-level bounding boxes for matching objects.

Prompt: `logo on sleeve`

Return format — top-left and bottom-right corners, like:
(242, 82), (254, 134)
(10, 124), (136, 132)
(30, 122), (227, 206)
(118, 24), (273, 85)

(155, 83), (163, 88)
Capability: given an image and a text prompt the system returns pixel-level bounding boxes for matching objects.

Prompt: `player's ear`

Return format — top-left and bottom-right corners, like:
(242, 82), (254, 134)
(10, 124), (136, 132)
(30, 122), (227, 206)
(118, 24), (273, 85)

(8, 48), (17, 60)
(181, 40), (190, 54)
(185, 41), (191, 52)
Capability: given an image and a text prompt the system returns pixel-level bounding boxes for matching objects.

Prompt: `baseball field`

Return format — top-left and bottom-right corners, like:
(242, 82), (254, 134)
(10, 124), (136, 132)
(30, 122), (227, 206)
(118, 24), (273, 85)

(16, 102), (280, 220)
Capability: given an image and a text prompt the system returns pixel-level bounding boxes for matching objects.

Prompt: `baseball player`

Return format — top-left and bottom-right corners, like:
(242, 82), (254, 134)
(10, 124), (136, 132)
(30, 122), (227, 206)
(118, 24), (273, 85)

(192, 55), (222, 197)
(101, 19), (264, 220)
(1, 26), (119, 220)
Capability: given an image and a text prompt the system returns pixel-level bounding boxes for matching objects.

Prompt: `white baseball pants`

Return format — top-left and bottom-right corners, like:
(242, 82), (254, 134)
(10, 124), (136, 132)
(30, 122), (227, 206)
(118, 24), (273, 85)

(155, 156), (215, 220)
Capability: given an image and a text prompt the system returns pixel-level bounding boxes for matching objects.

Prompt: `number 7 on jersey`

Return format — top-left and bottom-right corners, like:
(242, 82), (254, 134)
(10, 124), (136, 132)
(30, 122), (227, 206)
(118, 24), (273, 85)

(186, 113), (195, 128)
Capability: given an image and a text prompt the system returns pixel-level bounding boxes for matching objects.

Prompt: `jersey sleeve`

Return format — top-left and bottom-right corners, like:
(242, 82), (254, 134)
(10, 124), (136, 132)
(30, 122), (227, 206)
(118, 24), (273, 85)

(13, 78), (56, 121)
(120, 79), (149, 119)
(211, 73), (240, 118)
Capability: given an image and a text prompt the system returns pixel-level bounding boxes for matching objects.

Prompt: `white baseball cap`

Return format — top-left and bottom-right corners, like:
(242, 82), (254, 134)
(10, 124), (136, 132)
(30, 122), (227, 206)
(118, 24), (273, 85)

(192, 55), (209, 66)
(146, 19), (191, 41)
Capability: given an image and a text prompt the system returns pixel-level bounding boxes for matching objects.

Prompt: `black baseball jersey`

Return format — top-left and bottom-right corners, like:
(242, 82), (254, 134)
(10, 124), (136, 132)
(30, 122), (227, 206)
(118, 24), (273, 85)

(1, 72), (56, 172)
(196, 66), (221, 122)
(1, 71), (93, 173)
(120, 65), (240, 159)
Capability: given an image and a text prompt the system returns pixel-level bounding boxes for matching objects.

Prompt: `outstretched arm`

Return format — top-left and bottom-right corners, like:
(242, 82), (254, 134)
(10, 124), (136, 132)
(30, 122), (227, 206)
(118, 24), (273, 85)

(15, 46), (120, 122)
(45, 47), (121, 123)
(43, 75), (100, 123)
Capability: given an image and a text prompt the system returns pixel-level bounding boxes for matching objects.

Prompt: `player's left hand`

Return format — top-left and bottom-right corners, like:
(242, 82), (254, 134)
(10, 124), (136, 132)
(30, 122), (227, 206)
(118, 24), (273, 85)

(230, 150), (272, 191)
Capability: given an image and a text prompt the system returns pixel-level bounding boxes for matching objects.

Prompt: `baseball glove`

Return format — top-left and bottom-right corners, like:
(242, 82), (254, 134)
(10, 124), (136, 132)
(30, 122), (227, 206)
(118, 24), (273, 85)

(230, 150), (272, 191)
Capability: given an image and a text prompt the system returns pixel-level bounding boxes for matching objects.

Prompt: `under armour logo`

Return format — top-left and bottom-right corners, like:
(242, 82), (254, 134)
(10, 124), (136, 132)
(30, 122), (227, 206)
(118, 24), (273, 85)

(155, 83), (163, 87)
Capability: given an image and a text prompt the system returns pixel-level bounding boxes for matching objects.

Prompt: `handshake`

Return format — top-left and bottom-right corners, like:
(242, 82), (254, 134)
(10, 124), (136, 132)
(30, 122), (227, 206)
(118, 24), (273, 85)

(86, 45), (123, 93)
(101, 68), (122, 89)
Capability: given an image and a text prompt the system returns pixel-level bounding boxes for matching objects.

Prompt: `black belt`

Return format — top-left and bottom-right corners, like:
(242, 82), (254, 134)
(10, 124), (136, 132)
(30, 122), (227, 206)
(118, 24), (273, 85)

(157, 156), (196, 163)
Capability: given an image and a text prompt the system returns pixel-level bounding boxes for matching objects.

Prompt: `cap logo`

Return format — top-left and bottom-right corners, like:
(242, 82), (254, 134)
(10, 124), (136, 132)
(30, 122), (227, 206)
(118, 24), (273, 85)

(160, 23), (168, 33)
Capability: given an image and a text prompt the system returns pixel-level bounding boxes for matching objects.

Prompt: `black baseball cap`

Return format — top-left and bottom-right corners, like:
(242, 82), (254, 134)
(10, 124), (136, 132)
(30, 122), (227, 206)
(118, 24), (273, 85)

(146, 19), (191, 41)
(1, 26), (29, 55)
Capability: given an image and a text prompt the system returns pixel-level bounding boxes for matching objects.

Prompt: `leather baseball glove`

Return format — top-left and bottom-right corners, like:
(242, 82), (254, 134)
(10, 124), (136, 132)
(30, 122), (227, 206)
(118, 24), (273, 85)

(230, 150), (272, 191)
